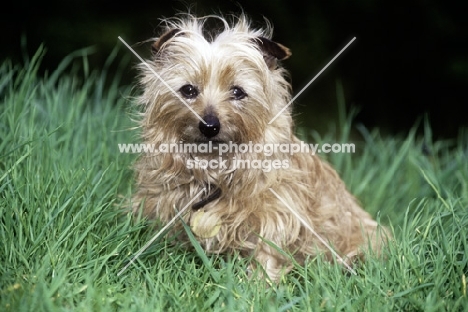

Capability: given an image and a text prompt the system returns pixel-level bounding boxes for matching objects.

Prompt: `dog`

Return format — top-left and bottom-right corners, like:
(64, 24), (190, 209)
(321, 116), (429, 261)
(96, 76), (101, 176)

(131, 14), (389, 282)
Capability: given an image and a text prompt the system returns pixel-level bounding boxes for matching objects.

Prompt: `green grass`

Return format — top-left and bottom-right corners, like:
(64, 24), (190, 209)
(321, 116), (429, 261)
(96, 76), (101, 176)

(1, 48), (467, 311)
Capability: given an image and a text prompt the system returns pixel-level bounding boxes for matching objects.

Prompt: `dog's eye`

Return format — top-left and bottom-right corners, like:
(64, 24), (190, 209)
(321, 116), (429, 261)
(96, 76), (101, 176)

(179, 84), (199, 99)
(231, 86), (247, 100)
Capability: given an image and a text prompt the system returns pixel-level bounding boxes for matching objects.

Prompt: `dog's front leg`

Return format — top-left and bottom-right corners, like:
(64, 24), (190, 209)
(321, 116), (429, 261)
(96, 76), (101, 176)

(250, 244), (293, 283)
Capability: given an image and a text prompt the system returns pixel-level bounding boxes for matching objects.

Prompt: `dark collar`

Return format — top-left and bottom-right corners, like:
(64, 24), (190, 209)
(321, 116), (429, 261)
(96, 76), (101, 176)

(192, 187), (222, 211)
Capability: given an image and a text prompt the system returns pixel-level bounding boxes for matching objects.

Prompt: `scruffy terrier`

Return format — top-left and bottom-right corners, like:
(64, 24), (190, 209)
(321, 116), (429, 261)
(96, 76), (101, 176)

(132, 14), (389, 282)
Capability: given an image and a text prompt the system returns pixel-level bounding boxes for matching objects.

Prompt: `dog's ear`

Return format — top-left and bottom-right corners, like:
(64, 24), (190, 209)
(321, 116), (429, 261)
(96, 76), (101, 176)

(255, 37), (291, 69)
(152, 28), (180, 54)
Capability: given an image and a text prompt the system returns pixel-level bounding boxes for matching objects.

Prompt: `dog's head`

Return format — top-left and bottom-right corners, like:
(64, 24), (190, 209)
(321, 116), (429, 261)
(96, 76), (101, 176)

(138, 14), (293, 148)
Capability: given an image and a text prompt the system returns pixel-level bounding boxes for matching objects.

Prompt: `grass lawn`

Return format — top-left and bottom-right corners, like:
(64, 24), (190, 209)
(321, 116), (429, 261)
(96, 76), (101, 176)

(1, 47), (467, 311)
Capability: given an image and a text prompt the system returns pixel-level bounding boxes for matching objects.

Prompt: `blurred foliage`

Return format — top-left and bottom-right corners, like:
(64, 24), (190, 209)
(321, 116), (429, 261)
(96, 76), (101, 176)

(3, 0), (467, 138)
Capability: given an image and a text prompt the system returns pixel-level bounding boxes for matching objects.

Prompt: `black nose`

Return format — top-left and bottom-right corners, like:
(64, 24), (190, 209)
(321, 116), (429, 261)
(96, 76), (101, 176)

(199, 115), (220, 138)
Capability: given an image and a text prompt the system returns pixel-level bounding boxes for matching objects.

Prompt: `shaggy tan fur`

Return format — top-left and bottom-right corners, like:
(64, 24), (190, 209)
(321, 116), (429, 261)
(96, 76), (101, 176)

(131, 14), (389, 282)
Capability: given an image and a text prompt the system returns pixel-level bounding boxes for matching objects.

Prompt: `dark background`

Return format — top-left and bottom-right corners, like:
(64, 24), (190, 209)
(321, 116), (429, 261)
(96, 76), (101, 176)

(3, 0), (467, 139)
